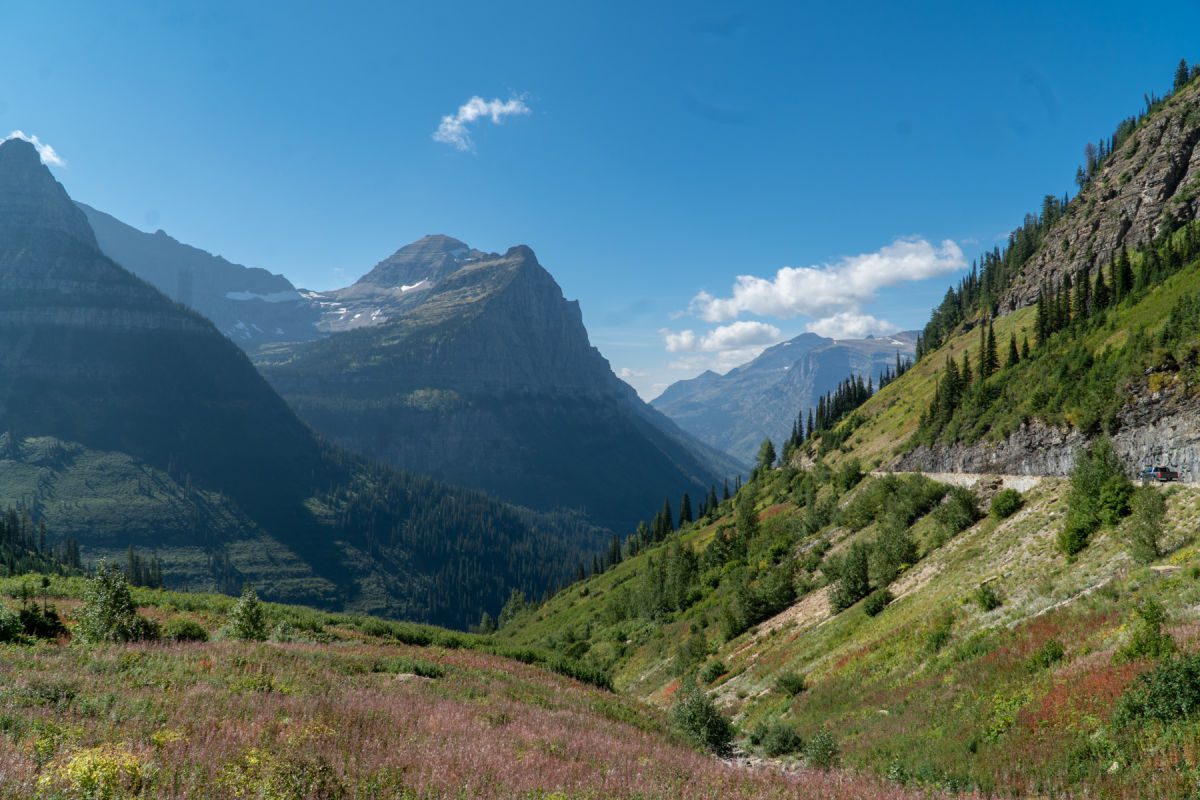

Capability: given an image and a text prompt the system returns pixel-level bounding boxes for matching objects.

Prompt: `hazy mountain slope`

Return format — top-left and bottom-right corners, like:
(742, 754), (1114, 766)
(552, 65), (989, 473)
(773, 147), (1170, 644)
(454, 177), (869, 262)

(653, 332), (916, 464)
(0, 138), (605, 628)
(77, 202), (321, 348)
(257, 240), (743, 535)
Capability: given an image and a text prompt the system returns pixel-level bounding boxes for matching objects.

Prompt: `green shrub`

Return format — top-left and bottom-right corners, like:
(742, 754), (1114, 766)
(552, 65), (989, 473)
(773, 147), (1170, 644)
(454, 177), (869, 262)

(74, 563), (160, 644)
(933, 487), (980, 539)
(863, 588), (893, 617)
(1125, 486), (1165, 564)
(1061, 437), (1132, 555)
(1115, 598), (1176, 663)
(669, 683), (734, 755)
(228, 587), (269, 642)
(990, 489), (1024, 519)
(775, 671), (806, 696)
(19, 605), (67, 639)
(826, 542), (871, 612)
(700, 660), (726, 684)
(1115, 652), (1200, 726)
(760, 723), (804, 757)
(1026, 639), (1065, 671)
(163, 617), (209, 642)
(0, 606), (22, 642)
(804, 727), (839, 770)
(925, 609), (954, 654)
(974, 583), (1003, 611)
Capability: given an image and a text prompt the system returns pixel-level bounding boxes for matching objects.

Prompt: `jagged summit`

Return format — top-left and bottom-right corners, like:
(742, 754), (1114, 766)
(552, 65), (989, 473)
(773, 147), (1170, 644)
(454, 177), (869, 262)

(0, 138), (95, 247)
(356, 233), (486, 289)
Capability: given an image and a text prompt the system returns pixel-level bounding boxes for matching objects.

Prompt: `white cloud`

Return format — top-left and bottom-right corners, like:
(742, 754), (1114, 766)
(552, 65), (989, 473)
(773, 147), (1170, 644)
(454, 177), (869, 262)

(617, 367), (648, 380)
(806, 311), (898, 340)
(659, 320), (781, 353)
(689, 237), (964, 323)
(433, 96), (531, 151)
(3, 130), (66, 166)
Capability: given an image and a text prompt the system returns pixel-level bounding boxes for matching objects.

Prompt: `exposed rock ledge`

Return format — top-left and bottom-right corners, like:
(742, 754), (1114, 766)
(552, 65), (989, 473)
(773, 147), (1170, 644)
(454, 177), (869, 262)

(894, 389), (1200, 482)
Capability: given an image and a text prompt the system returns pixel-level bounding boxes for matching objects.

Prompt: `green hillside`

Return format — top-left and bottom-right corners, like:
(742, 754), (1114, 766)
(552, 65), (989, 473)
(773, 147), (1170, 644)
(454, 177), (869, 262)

(494, 70), (1200, 799)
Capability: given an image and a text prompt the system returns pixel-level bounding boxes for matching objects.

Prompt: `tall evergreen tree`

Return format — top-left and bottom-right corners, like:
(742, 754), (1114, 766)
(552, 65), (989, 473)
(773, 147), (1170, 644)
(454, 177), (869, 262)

(679, 492), (693, 526)
(984, 319), (999, 377)
(1093, 264), (1110, 310)
(1176, 57), (1191, 91)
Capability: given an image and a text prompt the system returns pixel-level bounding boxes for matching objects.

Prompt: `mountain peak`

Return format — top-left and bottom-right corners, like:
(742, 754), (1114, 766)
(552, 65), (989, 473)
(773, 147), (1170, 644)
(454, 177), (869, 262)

(0, 137), (96, 248)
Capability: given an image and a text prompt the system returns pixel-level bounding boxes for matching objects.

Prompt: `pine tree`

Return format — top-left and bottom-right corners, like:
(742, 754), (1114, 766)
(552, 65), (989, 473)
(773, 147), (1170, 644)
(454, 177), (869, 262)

(679, 492), (694, 526)
(960, 351), (973, 387)
(1007, 333), (1020, 368)
(1021, 336), (1031, 361)
(1093, 265), (1110, 310)
(1114, 247), (1133, 300)
(1176, 57), (1191, 91)
(756, 439), (777, 472)
(1074, 265), (1091, 320)
(984, 319), (999, 377)
(661, 498), (674, 534)
(723, 479), (730, 502)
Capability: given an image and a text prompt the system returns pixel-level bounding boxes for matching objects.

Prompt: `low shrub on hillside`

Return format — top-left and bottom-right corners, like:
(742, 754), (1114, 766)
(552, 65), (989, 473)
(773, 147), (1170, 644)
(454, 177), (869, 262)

(932, 487), (980, 543)
(974, 582), (1003, 611)
(1115, 652), (1200, 726)
(989, 489), (1024, 519)
(775, 671), (806, 696)
(670, 683), (734, 755)
(1114, 598), (1176, 663)
(162, 617), (209, 642)
(864, 588), (893, 617)
(1026, 639), (1065, 671)
(227, 587), (269, 642)
(1125, 486), (1166, 564)
(700, 660), (726, 684)
(759, 722), (804, 757)
(1060, 437), (1132, 556)
(804, 727), (839, 770)
(74, 563), (159, 644)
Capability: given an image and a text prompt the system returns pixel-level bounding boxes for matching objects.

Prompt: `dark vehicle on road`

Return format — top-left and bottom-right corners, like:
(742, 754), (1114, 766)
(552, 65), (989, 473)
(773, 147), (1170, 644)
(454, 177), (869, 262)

(1139, 464), (1181, 482)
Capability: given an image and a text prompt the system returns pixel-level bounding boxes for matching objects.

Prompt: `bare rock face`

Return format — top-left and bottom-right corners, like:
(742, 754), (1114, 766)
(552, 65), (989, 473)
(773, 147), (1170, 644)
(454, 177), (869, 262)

(1001, 83), (1200, 312)
(304, 235), (491, 332)
(896, 390), (1200, 481)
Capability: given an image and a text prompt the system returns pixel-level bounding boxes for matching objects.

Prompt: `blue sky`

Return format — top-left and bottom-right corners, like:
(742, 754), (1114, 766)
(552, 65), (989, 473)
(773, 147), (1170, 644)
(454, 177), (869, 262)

(2, 1), (1198, 398)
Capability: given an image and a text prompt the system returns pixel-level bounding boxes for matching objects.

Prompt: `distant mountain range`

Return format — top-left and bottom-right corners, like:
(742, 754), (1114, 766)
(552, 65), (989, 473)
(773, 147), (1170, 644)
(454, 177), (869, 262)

(0, 137), (608, 628)
(652, 331), (917, 465)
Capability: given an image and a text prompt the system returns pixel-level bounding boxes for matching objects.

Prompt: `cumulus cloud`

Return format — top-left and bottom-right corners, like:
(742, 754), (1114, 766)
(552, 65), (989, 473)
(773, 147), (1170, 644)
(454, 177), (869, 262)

(659, 321), (783, 375)
(660, 320), (782, 353)
(806, 311), (898, 340)
(617, 367), (648, 380)
(689, 237), (964, 323)
(433, 96), (530, 151)
(3, 130), (66, 166)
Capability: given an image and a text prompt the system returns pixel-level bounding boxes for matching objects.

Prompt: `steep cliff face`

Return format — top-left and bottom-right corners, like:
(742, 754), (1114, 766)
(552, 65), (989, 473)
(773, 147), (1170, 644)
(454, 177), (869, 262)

(1001, 81), (1200, 312)
(897, 388), (1200, 481)
(78, 203), (322, 348)
(653, 332), (916, 464)
(258, 243), (742, 534)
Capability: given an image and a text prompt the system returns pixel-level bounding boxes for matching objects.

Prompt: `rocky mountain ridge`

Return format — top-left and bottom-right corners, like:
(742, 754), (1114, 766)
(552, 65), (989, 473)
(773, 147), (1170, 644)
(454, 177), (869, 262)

(1000, 79), (1200, 312)
(256, 240), (743, 535)
(653, 331), (916, 465)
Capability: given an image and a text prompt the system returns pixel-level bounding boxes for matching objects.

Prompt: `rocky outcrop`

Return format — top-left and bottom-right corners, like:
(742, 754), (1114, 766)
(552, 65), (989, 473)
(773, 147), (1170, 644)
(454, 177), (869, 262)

(896, 389), (1200, 481)
(1001, 83), (1200, 312)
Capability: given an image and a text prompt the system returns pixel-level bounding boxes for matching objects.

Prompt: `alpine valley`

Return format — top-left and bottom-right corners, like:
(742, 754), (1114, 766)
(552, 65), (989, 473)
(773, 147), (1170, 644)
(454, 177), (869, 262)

(5, 19), (1200, 800)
